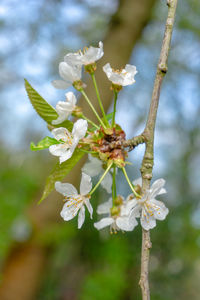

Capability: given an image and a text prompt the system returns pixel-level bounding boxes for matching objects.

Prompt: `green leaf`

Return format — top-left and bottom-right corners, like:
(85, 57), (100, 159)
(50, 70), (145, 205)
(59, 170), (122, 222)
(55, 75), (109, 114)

(105, 112), (114, 121)
(30, 137), (60, 151)
(24, 79), (73, 131)
(39, 149), (85, 204)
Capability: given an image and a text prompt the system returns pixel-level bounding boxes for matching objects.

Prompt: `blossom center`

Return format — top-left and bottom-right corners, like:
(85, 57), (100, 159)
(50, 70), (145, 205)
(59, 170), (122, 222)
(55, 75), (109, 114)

(141, 200), (161, 220)
(89, 126), (126, 166)
(60, 132), (73, 146)
(110, 222), (119, 234)
(65, 195), (83, 207)
(112, 67), (123, 74)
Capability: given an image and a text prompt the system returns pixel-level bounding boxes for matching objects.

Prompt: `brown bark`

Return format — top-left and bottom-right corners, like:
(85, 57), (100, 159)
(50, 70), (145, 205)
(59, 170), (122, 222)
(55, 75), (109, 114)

(0, 0), (157, 299)
(139, 1), (178, 299)
(0, 242), (46, 300)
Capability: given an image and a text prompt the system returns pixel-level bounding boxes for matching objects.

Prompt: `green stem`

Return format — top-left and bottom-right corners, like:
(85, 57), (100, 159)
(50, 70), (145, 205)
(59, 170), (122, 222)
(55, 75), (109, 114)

(80, 114), (100, 130)
(91, 73), (109, 126)
(112, 165), (117, 202)
(80, 89), (106, 129)
(122, 167), (141, 198)
(112, 91), (118, 127)
(90, 163), (113, 195)
(79, 149), (97, 154)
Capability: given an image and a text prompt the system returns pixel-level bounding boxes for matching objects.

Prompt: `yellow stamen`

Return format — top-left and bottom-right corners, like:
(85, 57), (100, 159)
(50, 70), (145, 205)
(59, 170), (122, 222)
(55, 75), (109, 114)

(83, 46), (88, 53)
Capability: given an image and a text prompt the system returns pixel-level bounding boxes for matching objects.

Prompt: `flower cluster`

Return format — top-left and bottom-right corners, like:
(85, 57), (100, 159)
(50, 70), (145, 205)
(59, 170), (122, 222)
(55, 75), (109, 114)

(30, 41), (169, 233)
(56, 173), (168, 231)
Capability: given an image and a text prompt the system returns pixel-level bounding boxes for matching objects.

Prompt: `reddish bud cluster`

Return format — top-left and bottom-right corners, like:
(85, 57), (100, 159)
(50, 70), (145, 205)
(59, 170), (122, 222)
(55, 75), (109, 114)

(89, 125), (127, 167)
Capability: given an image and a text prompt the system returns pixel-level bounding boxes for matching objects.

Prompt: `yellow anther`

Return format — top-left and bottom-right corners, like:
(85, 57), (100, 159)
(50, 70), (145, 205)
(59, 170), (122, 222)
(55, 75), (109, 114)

(83, 46), (88, 53)
(112, 67), (122, 73)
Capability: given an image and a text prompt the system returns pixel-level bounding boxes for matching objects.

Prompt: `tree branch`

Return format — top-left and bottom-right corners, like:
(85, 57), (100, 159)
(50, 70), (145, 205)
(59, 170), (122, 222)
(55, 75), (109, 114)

(123, 134), (146, 151)
(139, 1), (178, 299)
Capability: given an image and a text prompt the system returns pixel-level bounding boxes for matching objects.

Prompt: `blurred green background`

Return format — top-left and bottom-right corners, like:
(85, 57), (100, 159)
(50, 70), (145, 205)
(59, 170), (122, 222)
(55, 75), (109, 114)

(0, 0), (200, 299)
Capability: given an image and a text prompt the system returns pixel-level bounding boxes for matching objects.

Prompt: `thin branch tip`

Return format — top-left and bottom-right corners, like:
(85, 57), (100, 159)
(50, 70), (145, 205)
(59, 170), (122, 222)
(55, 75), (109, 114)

(139, 0), (178, 299)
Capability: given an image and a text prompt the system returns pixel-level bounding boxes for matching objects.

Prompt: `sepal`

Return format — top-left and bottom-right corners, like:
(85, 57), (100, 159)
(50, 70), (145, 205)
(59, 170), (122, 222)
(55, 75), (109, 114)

(30, 137), (60, 151)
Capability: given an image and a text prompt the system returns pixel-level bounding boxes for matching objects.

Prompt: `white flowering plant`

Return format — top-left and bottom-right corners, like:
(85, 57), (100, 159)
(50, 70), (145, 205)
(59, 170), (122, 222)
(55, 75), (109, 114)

(25, 40), (168, 233)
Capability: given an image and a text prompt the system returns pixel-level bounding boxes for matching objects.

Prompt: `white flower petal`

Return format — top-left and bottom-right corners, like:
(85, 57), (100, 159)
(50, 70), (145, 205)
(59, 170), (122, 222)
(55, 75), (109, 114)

(157, 188), (167, 195)
(72, 119), (88, 143)
(82, 41), (104, 64)
(59, 61), (81, 83)
(78, 205), (85, 228)
(121, 198), (138, 216)
(116, 216), (138, 231)
(65, 41), (103, 66)
(130, 211), (140, 228)
(110, 73), (124, 85)
(49, 127), (77, 163)
(82, 155), (102, 177)
(64, 52), (82, 65)
(65, 91), (77, 106)
(131, 203), (141, 218)
(151, 199), (169, 220)
(103, 63), (112, 77)
(103, 62), (137, 86)
(125, 64), (138, 74)
(124, 64), (137, 84)
(52, 79), (70, 89)
(97, 198), (112, 215)
(140, 209), (156, 230)
(84, 198), (93, 219)
(52, 115), (68, 125)
(55, 181), (78, 197)
(55, 101), (74, 114)
(52, 101), (73, 124)
(51, 127), (71, 142)
(60, 201), (81, 221)
(49, 144), (70, 157)
(150, 178), (166, 199)
(80, 172), (92, 195)
(101, 172), (112, 193)
(59, 147), (75, 163)
(94, 217), (114, 230)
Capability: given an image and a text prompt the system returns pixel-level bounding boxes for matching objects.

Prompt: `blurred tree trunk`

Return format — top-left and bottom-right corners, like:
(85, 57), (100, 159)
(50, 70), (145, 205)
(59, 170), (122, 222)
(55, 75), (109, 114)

(0, 0), (156, 299)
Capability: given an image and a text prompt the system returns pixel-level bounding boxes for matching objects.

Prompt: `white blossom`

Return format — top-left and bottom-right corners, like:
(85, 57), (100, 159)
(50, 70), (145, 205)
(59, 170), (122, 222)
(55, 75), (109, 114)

(94, 197), (138, 232)
(52, 61), (82, 89)
(49, 119), (88, 163)
(64, 41), (104, 66)
(103, 63), (137, 86)
(82, 155), (112, 193)
(129, 178), (169, 230)
(55, 173), (93, 228)
(52, 92), (77, 125)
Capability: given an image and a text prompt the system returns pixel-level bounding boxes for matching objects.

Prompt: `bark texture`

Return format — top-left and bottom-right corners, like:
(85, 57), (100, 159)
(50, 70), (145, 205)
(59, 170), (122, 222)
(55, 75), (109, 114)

(0, 0), (157, 299)
(139, 1), (178, 299)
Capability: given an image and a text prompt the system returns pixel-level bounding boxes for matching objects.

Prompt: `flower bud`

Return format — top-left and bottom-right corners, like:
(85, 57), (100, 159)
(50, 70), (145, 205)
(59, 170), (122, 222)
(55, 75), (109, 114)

(134, 184), (142, 195)
(84, 63), (97, 74)
(111, 83), (122, 92)
(72, 106), (83, 118)
(114, 195), (123, 206)
(73, 80), (86, 91)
